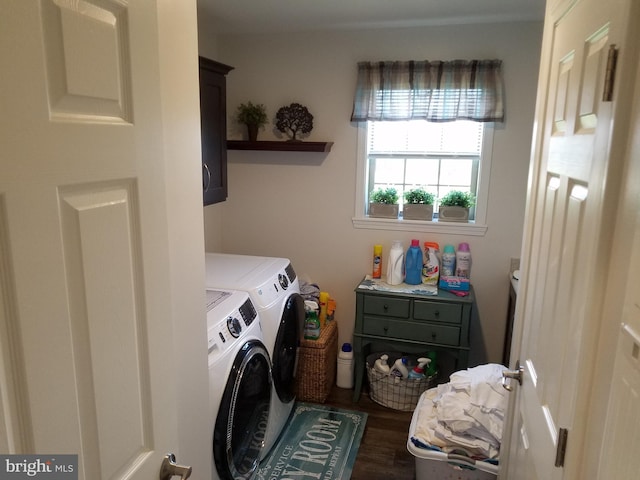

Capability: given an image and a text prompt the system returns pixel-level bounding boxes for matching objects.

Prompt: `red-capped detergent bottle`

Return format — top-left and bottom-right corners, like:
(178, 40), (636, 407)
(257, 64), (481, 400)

(422, 241), (440, 286)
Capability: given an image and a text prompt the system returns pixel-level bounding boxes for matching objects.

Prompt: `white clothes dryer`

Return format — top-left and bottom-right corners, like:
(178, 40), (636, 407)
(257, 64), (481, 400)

(207, 288), (272, 480)
(205, 253), (305, 460)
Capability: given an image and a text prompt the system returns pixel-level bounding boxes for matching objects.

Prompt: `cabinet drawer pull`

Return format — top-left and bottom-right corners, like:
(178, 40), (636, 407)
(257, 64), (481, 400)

(431, 332), (437, 340)
(203, 163), (211, 191)
(434, 310), (440, 318)
(383, 326), (389, 334)
(383, 304), (389, 311)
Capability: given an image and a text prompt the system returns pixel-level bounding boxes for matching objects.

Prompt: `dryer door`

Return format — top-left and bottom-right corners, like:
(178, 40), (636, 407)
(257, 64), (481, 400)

(214, 340), (272, 480)
(273, 293), (305, 403)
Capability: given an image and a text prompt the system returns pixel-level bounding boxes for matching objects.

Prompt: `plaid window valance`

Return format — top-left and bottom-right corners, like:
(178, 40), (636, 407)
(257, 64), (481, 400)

(351, 60), (504, 122)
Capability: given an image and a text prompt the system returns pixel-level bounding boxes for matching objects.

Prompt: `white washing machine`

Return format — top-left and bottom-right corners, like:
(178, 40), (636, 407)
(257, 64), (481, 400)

(205, 253), (305, 460)
(207, 288), (272, 480)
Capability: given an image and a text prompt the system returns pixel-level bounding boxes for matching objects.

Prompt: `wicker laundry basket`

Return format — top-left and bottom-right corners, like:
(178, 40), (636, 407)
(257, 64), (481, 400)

(295, 320), (338, 403)
(366, 352), (437, 411)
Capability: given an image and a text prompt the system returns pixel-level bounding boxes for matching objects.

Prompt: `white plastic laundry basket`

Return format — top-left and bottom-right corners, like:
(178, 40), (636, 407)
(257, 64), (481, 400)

(407, 396), (498, 480)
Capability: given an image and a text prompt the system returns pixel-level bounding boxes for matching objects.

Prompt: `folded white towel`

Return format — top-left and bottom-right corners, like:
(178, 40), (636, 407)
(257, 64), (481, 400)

(470, 378), (507, 414)
(412, 388), (450, 450)
(434, 385), (501, 447)
(436, 388), (475, 433)
(433, 422), (500, 459)
(466, 404), (504, 443)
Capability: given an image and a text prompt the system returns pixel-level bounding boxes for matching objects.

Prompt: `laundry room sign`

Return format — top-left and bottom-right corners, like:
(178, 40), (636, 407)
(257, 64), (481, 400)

(255, 403), (367, 480)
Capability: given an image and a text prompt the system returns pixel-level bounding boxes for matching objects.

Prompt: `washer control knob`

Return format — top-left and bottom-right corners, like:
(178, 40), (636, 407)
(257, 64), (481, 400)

(226, 316), (242, 338)
(278, 273), (289, 290)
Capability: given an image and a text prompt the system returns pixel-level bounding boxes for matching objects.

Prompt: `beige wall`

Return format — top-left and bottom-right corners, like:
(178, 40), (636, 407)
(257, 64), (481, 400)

(203, 22), (543, 365)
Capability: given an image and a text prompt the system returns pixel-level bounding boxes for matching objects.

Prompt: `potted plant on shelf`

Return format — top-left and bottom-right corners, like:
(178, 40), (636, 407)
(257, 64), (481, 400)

(369, 187), (399, 218)
(403, 188), (435, 221)
(438, 190), (476, 222)
(236, 101), (268, 141)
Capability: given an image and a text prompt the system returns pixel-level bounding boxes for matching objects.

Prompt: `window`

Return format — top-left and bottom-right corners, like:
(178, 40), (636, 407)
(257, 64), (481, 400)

(353, 120), (492, 235)
(351, 60), (501, 235)
(367, 120), (484, 220)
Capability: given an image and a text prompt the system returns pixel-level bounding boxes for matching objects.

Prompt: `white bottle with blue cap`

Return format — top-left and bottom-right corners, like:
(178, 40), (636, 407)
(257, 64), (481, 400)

(390, 356), (409, 378)
(337, 342), (354, 388)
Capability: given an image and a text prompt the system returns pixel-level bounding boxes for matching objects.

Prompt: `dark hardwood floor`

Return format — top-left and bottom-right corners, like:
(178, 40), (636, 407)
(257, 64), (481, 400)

(324, 385), (416, 480)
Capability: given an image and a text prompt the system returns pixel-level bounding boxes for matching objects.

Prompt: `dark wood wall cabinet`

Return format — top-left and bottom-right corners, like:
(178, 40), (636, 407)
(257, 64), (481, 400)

(199, 57), (233, 205)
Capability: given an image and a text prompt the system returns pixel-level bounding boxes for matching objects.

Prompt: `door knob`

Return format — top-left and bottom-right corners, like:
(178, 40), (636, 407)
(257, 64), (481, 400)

(502, 362), (523, 392)
(160, 453), (192, 480)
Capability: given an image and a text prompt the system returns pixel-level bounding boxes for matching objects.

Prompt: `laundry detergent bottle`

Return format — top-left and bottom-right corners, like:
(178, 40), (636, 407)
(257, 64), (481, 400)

(456, 242), (472, 278)
(404, 239), (422, 285)
(390, 357), (409, 378)
(441, 244), (456, 277)
(387, 240), (404, 285)
(303, 300), (320, 340)
(422, 241), (440, 286)
(337, 343), (354, 388)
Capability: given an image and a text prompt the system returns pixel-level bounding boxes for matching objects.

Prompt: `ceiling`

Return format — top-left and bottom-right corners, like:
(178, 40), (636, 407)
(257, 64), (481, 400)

(198, 0), (546, 35)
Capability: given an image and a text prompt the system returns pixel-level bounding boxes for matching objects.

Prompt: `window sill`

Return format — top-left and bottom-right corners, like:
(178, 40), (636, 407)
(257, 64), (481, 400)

(352, 217), (488, 236)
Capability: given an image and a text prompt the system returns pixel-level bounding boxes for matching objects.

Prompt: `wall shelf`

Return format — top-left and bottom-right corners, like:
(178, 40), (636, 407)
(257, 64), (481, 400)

(227, 140), (333, 152)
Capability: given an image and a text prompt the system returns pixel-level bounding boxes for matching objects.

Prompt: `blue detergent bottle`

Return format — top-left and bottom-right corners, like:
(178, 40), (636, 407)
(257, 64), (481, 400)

(405, 239), (422, 285)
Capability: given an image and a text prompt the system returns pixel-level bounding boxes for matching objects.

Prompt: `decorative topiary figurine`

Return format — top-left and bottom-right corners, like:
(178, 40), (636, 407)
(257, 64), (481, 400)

(275, 103), (313, 141)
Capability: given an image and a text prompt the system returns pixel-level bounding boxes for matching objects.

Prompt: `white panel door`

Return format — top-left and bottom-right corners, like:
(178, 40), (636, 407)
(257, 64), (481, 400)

(502, 0), (638, 478)
(0, 1), (210, 479)
(598, 108), (640, 478)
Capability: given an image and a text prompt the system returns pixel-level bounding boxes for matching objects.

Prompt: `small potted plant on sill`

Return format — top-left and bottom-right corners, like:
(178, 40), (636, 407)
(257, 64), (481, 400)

(403, 188), (436, 221)
(369, 187), (399, 218)
(236, 101), (268, 142)
(438, 190), (476, 222)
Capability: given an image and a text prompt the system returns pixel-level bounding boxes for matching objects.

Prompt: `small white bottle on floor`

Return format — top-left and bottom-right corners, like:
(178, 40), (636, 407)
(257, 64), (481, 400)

(337, 343), (354, 388)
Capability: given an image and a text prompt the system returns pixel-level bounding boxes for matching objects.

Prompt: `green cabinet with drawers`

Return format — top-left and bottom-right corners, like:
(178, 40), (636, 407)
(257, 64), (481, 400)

(352, 280), (475, 402)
